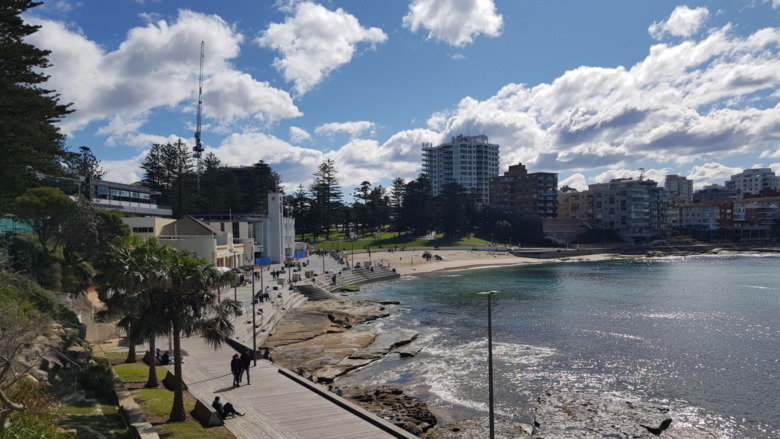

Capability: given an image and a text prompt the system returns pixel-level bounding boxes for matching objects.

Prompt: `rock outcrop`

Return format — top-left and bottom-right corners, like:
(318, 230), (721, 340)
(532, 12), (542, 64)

(265, 299), (414, 381)
(341, 385), (437, 436)
(531, 391), (719, 438)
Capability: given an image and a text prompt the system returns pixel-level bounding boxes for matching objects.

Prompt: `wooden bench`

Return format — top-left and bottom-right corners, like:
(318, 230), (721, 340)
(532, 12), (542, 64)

(191, 399), (223, 427)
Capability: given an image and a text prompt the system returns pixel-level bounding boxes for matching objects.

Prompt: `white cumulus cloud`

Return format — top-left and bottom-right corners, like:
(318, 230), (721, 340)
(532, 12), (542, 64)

(649, 6), (709, 40)
(257, 2), (387, 96)
(403, 0), (503, 47)
(314, 121), (376, 138)
(427, 22), (780, 177)
(686, 162), (744, 188)
(233, 128), (435, 190)
(29, 10), (300, 139)
(289, 126), (311, 144)
(559, 173), (588, 191)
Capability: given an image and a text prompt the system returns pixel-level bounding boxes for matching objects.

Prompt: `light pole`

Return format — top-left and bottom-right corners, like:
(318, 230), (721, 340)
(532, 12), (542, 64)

(233, 274), (238, 302)
(255, 266), (263, 366)
(478, 290), (499, 439)
(251, 268), (257, 367)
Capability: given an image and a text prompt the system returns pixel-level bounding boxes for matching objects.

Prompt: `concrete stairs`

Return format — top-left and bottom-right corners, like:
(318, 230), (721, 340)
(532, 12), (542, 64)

(326, 266), (400, 292)
(231, 290), (308, 349)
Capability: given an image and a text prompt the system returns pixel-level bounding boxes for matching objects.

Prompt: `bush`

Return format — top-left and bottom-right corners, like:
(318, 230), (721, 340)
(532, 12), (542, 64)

(78, 358), (114, 399)
(3, 378), (67, 438)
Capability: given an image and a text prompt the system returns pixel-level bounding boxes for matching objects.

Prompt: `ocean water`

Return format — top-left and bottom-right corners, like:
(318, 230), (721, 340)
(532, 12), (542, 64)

(338, 254), (780, 438)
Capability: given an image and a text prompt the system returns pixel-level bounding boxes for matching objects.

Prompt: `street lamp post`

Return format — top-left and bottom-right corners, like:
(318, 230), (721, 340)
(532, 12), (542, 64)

(251, 268), (257, 367)
(255, 266), (263, 366)
(478, 290), (499, 439)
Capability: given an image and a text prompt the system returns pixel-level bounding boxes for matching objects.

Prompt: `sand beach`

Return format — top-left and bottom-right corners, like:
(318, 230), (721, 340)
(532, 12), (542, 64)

(366, 248), (614, 276)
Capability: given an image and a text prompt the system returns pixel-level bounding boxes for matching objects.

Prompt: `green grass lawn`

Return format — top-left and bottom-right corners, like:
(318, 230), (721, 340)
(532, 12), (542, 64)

(132, 388), (191, 417)
(114, 362), (168, 382)
(103, 351), (130, 361)
(106, 358), (236, 438)
(132, 387), (235, 439)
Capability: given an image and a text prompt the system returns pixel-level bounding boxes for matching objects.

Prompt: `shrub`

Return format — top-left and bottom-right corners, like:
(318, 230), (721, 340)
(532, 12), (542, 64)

(3, 378), (67, 438)
(78, 358), (114, 399)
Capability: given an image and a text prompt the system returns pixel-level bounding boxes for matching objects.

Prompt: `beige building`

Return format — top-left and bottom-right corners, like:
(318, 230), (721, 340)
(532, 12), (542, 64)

(123, 216), (248, 268)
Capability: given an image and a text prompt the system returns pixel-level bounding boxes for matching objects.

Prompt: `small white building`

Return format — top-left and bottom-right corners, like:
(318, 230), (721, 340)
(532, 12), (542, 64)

(122, 193), (296, 266)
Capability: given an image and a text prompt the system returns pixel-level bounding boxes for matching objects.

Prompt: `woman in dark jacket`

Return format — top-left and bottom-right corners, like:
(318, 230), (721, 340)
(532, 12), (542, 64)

(230, 354), (242, 387)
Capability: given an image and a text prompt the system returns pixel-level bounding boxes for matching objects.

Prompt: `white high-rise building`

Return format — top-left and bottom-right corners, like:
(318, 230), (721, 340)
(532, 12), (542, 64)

(725, 168), (780, 195)
(422, 134), (500, 205)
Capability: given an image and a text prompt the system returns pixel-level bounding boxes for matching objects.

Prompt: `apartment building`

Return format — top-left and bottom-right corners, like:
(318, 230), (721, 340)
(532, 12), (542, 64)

(588, 178), (667, 242)
(725, 168), (780, 195)
(664, 175), (693, 202)
(422, 134), (500, 205)
(488, 163), (557, 218)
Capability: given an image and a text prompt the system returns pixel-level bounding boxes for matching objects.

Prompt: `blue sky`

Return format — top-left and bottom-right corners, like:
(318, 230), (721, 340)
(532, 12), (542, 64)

(25, 0), (780, 194)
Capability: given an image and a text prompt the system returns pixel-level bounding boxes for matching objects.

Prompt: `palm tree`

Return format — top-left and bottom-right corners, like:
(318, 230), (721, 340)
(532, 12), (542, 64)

(97, 237), (174, 387)
(154, 246), (240, 422)
(98, 237), (240, 420)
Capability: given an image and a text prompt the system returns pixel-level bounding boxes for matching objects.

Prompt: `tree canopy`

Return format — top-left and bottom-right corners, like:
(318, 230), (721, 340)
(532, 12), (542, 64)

(0, 0), (73, 210)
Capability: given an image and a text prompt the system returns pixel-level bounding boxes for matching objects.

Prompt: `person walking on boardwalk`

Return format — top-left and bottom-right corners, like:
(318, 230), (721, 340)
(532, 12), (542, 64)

(230, 354), (242, 387)
(240, 349), (252, 385)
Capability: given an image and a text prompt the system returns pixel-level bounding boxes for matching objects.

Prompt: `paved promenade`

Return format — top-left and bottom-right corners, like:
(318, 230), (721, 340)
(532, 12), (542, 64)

(162, 256), (415, 439)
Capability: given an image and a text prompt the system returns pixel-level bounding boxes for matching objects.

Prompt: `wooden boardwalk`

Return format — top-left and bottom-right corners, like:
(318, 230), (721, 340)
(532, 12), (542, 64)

(163, 257), (415, 439)
(170, 336), (411, 438)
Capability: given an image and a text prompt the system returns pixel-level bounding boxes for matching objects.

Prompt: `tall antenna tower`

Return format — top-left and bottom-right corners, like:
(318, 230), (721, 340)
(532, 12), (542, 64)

(193, 41), (205, 160)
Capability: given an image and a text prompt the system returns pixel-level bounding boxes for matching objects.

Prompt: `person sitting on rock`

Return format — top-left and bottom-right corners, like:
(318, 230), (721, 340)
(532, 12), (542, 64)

(212, 396), (244, 419)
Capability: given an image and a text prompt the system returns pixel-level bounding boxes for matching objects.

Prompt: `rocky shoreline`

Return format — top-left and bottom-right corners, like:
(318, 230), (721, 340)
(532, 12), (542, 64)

(264, 295), (723, 438)
(263, 299), (438, 434)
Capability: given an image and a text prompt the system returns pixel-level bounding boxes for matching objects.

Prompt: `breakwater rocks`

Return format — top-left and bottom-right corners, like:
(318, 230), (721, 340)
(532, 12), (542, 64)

(531, 391), (718, 439)
(265, 299), (414, 381)
(342, 385), (437, 436)
(422, 391), (721, 438)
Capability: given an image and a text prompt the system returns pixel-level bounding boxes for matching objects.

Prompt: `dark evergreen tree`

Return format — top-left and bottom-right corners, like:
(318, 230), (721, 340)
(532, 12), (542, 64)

(0, 0), (73, 210)
(309, 159), (342, 240)
(63, 146), (105, 199)
(402, 174), (435, 235)
(192, 152), (223, 213)
(140, 139), (195, 217)
(437, 182), (473, 237)
(64, 146), (105, 180)
(353, 181), (371, 237)
(369, 185), (389, 233)
(236, 160), (281, 214)
(390, 178), (405, 233)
